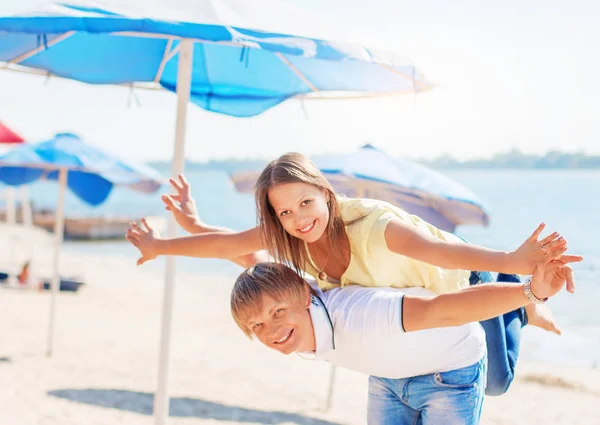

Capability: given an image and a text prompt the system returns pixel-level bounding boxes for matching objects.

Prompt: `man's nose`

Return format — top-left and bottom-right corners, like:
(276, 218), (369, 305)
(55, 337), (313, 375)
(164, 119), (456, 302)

(267, 325), (284, 340)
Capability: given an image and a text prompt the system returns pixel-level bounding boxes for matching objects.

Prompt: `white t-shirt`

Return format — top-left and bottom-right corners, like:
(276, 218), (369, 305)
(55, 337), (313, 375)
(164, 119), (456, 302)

(306, 282), (486, 379)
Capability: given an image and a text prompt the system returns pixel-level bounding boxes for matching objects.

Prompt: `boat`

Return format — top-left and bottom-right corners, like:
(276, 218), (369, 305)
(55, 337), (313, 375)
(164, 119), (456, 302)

(5, 211), (166, 240)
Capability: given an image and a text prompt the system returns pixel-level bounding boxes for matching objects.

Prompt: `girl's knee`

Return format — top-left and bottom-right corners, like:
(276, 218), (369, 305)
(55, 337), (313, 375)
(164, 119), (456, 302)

(485, 372), (515, 396)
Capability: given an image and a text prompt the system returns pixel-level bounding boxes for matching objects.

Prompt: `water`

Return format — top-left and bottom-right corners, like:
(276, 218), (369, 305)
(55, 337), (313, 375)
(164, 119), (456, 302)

(15, 168), (600, 366)
(444, 170), (600, 368)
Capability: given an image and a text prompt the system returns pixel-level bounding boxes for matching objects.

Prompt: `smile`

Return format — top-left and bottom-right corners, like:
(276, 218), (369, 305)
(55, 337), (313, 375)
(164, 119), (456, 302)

(298, 220), (316, 234)
(274, 329), (293, 344)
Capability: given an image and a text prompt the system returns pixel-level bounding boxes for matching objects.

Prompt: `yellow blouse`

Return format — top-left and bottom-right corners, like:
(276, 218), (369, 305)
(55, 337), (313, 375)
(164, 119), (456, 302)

(305, 198), (471, 294)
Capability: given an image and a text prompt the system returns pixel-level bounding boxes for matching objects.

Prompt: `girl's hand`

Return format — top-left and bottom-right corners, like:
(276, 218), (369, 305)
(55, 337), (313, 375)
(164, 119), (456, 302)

(162, 174), (201, 233)
(510, 223), (582, 282)
(126, 218), (162, 266)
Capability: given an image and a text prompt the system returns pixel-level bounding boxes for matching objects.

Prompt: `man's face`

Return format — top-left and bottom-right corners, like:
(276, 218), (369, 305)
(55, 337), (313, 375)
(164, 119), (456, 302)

(246, 290), (316, 355)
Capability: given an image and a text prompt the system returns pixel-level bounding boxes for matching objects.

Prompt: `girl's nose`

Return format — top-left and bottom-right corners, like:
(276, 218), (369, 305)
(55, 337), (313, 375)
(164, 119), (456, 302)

(296, 215), (310, 227)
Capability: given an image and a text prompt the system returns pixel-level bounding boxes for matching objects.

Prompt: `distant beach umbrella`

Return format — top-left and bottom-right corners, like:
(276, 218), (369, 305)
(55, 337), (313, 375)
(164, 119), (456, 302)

(1, 121), (25, 224)
(0, 132), (164, 204)
(231, 144), (489, 233)
(0, 121), (24, 144)
(0, 132), (165, 360)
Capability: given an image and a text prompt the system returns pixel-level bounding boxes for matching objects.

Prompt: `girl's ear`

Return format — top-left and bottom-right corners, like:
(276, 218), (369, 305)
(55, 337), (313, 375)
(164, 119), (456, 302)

(322, 188), (330, 202)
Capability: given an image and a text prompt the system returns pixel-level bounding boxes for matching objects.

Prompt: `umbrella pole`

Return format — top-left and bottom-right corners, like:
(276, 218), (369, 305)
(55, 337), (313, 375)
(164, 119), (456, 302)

(154, 38), (194, 425)
(5, 188), (16, 282)
(5, 187), (16, 223)
(20, 186), (33, 227)
(47, 167), (67, 357)
(325, 365), (336, 411)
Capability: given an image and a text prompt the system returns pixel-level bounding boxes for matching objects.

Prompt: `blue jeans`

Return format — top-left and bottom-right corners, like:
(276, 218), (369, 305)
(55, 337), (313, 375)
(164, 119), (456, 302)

(367, 357), (487, 425)
(469, 271), (527, 396)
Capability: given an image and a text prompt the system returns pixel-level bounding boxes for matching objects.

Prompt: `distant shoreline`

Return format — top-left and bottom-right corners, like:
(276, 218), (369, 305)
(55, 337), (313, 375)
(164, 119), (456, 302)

(147, 149), (600, 172)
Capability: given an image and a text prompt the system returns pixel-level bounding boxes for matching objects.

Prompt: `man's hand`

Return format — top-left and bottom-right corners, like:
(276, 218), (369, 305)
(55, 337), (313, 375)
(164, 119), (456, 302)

(530, 256), (582, 300)
(162, 174), (201, 234)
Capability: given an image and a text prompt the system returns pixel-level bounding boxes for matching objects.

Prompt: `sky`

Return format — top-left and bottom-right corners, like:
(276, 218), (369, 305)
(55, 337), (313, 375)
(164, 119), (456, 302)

(0, 0), (598, 162)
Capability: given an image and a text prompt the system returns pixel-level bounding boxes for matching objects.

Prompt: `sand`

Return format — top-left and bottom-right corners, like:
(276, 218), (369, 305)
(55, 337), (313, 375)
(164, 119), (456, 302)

(1, 252), (599, 425)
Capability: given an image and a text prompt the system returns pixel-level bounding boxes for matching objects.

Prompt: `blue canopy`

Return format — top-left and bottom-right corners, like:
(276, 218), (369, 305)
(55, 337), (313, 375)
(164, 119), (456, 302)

(0, 2), (431, 117)
(0, 132), (164, 205)
(231, 144), (489, 233)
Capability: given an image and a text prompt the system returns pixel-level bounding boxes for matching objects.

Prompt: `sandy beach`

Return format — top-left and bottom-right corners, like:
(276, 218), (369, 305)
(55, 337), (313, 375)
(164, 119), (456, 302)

(1, 251), (599, 425)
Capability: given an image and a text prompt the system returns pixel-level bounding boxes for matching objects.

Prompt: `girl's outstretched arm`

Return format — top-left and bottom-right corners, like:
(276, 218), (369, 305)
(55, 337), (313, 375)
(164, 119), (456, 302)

(183, 222), (268, 268)
(385, 219), (582, 277)
(182, 219), (268, 268)
(127, 219), (265, 266)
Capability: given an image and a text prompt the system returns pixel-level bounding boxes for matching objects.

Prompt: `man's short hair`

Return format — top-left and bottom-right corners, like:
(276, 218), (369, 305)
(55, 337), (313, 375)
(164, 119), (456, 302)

(231, 263), (313, 337)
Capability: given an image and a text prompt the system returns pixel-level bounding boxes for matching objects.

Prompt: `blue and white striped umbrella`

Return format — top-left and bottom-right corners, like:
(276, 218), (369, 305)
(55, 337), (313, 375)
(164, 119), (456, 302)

(0, 1), (432, 117)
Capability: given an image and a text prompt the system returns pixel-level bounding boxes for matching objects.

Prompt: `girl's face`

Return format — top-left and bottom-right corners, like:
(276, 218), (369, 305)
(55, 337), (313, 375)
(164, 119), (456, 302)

(267, 182), (330, 243)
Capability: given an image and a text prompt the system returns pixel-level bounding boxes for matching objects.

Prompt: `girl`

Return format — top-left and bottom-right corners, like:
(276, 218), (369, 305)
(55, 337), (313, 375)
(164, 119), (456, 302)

(127, 153), (582, 395)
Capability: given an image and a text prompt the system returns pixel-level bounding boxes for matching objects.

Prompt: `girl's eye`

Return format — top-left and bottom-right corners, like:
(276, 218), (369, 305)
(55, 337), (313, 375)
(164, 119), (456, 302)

(275, 308), (284, 314)
(301, 200), (311, 206)
(253, 323), (262, 329)
(280, 211), (290, 217)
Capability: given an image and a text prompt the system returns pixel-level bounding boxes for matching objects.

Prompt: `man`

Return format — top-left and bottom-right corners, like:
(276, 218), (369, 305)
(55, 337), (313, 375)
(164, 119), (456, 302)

(230, 259), (574, 425)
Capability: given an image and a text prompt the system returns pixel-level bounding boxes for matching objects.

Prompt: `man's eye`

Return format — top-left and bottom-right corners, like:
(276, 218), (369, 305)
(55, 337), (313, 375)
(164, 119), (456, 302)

(275, 308), (284, 314)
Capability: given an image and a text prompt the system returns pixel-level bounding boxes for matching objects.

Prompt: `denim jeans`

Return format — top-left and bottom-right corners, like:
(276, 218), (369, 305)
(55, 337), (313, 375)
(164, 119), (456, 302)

(367, 357), (487, 425)
(469, 271), (527, 396)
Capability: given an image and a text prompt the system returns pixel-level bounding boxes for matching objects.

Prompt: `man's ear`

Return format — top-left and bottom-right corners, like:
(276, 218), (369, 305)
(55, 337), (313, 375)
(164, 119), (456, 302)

(304, 285), (312, 309)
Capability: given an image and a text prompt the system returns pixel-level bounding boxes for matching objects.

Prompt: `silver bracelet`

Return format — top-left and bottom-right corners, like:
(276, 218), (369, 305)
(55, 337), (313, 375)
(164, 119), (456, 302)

(523, 277), (548, 304)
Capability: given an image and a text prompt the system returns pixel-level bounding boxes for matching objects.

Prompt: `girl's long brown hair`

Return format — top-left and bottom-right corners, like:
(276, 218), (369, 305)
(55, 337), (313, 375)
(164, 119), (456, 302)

(255, 153), (347, 274)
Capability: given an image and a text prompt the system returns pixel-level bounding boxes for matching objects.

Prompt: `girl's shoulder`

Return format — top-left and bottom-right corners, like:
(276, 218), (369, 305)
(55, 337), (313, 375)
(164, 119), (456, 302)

(338, 197), (401, 220)
(338, 198), (406, 239)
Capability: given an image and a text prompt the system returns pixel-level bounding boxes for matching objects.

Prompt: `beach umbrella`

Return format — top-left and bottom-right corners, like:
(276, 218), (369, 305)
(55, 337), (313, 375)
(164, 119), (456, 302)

(0, 121), (26, 272)
(231, 144), (489, 233)
(0, 121), (24, 144)
(0, 132), (165, 357)
(0, 2), (432, 422)
(1, 121), (25, 223)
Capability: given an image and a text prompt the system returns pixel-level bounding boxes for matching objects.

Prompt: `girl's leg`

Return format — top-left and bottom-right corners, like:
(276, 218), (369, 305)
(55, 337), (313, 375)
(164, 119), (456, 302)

(525, 303), (562, 335)
(470, 271), (526, 396)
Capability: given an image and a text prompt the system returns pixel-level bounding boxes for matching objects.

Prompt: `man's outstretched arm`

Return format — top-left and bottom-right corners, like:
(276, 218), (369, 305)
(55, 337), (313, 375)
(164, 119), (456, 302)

(402, 259), (578, 332)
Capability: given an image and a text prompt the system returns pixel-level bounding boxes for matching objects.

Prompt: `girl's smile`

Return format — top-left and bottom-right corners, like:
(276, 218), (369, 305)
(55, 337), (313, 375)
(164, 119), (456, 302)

(298, 219), (317, 235)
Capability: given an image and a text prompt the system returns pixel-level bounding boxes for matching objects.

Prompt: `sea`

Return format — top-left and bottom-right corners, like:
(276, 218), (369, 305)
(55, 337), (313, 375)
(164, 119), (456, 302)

(14, 168), (600, 368)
